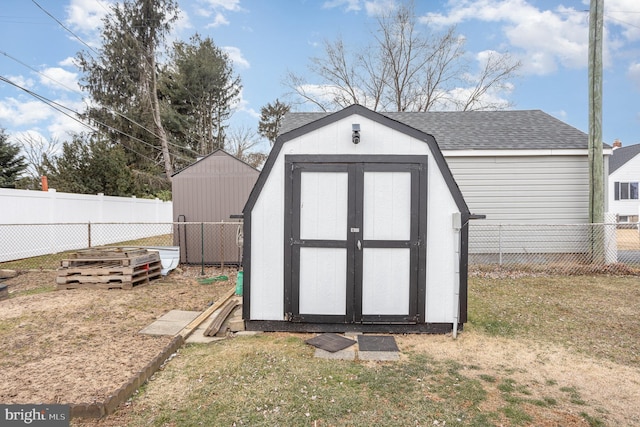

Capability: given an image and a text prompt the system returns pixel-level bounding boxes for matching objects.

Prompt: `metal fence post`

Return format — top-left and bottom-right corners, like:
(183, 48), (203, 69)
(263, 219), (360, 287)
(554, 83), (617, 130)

(498, 224), (503, 266)
(201, 222), (205, 276)
(88, 221), (92, 248)
(220, 222), (225, 269)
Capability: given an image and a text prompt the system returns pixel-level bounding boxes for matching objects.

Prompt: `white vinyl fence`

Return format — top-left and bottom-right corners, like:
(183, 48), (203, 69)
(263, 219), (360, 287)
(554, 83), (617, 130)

(0, 188), (172, 262)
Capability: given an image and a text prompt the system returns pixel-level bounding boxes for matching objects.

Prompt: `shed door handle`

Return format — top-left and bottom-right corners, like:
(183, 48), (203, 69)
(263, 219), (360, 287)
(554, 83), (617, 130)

(357, 240), (362, 251)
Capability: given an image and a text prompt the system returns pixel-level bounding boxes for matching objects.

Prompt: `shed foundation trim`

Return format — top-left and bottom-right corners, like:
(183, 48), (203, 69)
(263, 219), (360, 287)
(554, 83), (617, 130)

(245, 320), (462, 334)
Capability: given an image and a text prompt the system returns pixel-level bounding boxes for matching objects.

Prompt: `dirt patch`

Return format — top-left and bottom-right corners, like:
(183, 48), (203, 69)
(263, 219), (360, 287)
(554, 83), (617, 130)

(2, 270), (639, 426)
(398, 333), (640, 426)
(0, 267), (235, 405)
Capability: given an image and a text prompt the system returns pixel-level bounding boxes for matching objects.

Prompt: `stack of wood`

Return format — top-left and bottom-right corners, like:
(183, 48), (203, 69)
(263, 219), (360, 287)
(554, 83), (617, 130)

(203, 296), (243, 337)
(56, 247), (162, 290)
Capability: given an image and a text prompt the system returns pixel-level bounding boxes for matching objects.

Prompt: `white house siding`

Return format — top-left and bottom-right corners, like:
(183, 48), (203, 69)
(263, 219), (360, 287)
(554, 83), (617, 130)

(249, 113), (461, 323)
(444, 153), (594, 257)
(444, 154), (590, 224)
(609, 153), (640, 220)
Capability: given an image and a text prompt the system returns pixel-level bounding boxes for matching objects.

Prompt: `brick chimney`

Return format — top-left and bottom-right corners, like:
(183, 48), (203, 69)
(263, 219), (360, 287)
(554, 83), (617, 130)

(613, 139), (622, 149)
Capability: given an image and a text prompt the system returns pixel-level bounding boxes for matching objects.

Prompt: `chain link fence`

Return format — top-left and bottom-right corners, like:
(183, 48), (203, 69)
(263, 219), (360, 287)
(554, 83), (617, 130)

(0, 221), (638, 274)
(0, 222), (243, 270)
(468, 222), (640, 276)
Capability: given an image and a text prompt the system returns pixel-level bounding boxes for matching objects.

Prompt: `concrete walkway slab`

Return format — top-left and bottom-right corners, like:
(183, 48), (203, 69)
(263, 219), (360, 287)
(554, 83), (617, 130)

(358, 350), (400, 361)
(140, 310), (200, 336)
(314, 346), (357, 360)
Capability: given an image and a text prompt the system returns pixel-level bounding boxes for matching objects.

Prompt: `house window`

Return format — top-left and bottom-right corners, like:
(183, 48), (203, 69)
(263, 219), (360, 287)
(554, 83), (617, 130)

(614, 182), (639, 200)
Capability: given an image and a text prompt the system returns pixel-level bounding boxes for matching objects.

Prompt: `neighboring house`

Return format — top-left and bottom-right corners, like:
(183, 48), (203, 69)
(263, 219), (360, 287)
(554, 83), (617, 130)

(281, 109), (612, 225)
(172, 149), (259, 265)
(609, 141), (640, 224)
(243, 105), (476, 333)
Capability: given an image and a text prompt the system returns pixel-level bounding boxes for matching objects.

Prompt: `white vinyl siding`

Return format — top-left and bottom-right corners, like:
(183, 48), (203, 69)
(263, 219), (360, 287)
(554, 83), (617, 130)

(444, 155), (590, 224)
(609, 153), (640, 219)
(249, 113), (462, 323)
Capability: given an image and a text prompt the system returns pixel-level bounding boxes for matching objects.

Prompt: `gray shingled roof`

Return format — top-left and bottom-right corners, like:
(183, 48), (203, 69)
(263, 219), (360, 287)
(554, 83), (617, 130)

(609, 143), (640, 174)
(280, 109), (598, 151)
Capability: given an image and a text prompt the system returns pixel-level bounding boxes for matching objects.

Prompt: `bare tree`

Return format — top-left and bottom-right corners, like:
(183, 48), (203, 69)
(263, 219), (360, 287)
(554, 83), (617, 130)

(12, 133), (60, 189)
(225, 126), (267, 168)
(285, 1), (520, 112)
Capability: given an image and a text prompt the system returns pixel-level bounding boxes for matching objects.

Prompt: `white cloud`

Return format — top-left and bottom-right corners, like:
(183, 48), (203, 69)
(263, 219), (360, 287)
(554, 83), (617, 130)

(173, 7), (193, 34)
(231, 87), (259, 121)
(39, 68), (80, 92)
(606, 0), (640, 41)
(65, 0), (109, 35)
(47, 113), (87, 141)
(422, 0), (590, 75)
(628, 62), (640, 91)
(322, 0), (396, 16)
(323, 0), (362, 12)
(0, 98), (54, 127)
(5, 75), (35, 90)
(58, 57), (77, 68)
(552, 110), (568, 121)
(364, 0), (396, 16)
(223, 46), (250, 69)
(199, 0), (242, 11)
(0, 95), (87, 142)
(197, 0), (243, 27)
(206, 12), (230, 28)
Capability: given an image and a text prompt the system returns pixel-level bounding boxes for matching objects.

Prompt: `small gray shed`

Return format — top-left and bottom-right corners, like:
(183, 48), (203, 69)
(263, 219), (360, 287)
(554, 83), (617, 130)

(172, 150), (259, 265)
(243, 105), (480, 334)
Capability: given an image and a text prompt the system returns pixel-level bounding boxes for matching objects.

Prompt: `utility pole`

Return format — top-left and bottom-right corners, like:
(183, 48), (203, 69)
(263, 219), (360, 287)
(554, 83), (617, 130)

(588, 0), (604, 224)
(588, 0), (604, 262)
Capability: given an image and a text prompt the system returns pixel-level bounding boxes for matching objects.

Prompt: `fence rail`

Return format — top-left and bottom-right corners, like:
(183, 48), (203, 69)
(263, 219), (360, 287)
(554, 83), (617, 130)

(0, 222), (638, 273)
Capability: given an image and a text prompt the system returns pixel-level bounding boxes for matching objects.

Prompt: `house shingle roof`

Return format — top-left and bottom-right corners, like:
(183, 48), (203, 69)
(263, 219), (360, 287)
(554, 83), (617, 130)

(280, 109), (599, 151)
(609, 143), (640, 174)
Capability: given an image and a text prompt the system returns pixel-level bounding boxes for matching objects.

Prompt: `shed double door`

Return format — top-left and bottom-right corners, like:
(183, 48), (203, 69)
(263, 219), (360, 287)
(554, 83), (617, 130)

(285, 155), (427, 324)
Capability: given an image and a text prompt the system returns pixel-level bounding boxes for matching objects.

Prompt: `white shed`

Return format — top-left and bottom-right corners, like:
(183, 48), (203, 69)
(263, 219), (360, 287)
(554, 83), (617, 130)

(242, 105), (478, 333)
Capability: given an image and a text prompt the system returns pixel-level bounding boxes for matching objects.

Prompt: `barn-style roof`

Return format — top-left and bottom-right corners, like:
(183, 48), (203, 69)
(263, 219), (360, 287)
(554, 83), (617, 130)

(246, 104), (470, 216)
(609, 143), (640, 174)
(280, 109), (605, 151)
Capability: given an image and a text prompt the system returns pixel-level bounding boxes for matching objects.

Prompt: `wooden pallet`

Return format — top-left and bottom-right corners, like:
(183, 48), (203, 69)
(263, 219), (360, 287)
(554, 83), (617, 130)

(69, 247), (149, 259)
(56, 248), (162, 290)
(60, 251), (160, 268)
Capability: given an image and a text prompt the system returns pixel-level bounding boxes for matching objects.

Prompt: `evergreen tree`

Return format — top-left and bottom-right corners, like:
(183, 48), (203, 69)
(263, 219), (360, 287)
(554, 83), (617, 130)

(42, 134), (134, 196)
(258, 99), (291, 145)
(0, 128), (27, 188)
(160, 34), (241, 156)
(76, 0), (179, 180)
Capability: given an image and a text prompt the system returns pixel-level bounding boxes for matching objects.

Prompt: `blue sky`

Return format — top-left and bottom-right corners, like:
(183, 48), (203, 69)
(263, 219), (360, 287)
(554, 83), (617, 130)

(1, 0), (639, 156)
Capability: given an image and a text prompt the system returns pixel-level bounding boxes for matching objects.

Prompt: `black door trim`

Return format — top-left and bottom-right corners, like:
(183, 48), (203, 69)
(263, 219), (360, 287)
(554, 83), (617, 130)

(284, 154), (428, 324)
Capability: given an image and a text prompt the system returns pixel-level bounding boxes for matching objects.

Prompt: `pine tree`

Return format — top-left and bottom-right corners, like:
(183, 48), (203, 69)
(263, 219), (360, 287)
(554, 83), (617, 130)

(0, 128), (27, 188)
(258, 99), (291, 145)
(76, 0), (179, 180)
(160, 34), (241, 156)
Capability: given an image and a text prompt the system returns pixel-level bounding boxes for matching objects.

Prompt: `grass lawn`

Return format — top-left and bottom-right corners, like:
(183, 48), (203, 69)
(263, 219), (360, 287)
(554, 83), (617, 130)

(74, 273), (639, 427)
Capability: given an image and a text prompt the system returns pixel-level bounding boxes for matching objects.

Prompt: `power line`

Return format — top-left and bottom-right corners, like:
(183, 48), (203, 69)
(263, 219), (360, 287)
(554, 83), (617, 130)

(0, 48), (201, 157)
(0, 74), (192, 164)
(605, 14), (640, 31)
(29, 0), (203, 158)
(31, 0), (100, 57)
(0, 74), (160, 164)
